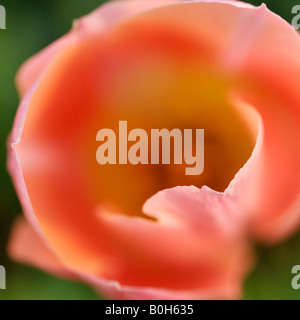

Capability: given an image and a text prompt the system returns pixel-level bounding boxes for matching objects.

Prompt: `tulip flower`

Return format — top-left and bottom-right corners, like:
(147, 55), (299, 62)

(7, 0), (300, 299)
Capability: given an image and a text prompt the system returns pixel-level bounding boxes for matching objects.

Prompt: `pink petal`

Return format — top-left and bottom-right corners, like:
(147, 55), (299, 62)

(7, 83), (42, 235)
(8, 217), (74, 279)
(223, 4), (300, 242)
(16, 0), (178, 96)
(93, 186), (252, 299)
(8, 187), (252, 300)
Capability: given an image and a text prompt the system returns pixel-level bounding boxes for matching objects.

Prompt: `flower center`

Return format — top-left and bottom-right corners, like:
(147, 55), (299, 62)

(19, 17), (258, 221)
(81, 23), (257, 216)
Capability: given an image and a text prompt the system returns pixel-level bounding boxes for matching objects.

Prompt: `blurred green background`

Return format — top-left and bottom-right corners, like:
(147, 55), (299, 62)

(0, 0), (300, 300)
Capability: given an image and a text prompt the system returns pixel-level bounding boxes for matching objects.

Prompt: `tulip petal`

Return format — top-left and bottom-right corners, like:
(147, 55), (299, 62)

(223, 4), (300, 242)
(7, 82), (42, 235)
(16, 0), (178, 96)
(8, 217), (74, 279)
(93, 186), (251, 299)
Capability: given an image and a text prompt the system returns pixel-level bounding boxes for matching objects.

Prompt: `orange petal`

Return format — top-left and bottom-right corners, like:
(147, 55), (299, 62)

(8, 217), (75, 279)
(15, 0), (178, 97)
(92, 186), (252, 299)
(224, 4), (300, 242)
